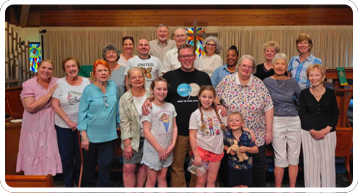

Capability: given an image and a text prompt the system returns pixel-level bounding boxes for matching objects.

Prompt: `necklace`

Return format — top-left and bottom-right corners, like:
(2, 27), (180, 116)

(264, 62), (273, 72)
(274, 78), (285, 87)
(310, 87), (325, 98)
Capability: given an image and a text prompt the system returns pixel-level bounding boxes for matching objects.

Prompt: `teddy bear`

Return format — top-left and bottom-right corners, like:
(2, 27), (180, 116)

(226, 139), (249, 162)
(140, 67), (152, 79)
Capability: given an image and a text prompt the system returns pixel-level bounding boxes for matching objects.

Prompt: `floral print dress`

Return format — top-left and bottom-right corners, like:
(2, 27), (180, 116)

(216, 73), (273, 146)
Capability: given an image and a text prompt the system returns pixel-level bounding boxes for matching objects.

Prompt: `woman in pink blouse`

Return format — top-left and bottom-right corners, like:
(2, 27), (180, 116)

(16, 59), (62, 175)
(215, 55), (274, 187)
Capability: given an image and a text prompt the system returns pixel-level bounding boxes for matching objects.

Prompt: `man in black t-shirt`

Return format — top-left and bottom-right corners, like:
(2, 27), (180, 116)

(143, 44), (213, 187)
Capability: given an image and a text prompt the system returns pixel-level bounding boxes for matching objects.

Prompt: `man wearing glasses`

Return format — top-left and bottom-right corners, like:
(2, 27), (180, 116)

(162, 28), (202, 73)
(149, 24), (176, 63)
(142, 44), (210, 187)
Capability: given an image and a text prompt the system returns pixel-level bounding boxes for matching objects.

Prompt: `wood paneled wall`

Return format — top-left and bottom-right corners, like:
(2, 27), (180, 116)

(26, 8), (352, 27)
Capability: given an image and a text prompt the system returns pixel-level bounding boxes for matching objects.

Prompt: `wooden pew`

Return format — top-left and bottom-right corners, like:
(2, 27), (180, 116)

(5, 174), (54, 187)
(5, 87), (24, 119)
(5, 122), (22, 175)
(335, 127), (352, 185)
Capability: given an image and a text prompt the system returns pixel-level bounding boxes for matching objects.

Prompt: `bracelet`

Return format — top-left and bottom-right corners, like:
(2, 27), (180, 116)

(124, 142), (131, 147)
(81, 137), (88, 141)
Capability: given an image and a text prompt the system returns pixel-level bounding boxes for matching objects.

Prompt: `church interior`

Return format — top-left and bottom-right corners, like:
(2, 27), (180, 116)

(4, 4), (353, 189)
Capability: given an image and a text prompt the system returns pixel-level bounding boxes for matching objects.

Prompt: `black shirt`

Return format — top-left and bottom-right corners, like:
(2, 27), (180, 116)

(163, 68), (212, 136)
(299, 88), (339, 132)
(254, 63), (288, 81)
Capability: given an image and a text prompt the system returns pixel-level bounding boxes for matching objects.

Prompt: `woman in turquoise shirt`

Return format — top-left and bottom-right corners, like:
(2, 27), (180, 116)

(77, 59), (119, 187)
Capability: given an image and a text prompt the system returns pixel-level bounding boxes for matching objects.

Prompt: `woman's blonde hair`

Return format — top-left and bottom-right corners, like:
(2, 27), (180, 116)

(263, 41), (280, 53)
(38, 59), (54, 68)
(127, 67), (146, 89)
(306, 64), (326, 78)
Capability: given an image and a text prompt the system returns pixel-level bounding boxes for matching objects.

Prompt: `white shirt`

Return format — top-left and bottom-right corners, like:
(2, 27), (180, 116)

(53, 77), (91, 128)
(140, 103), (177, 150)
(124, 55), (164, 90)
(117, 56), (131, 67)
(133, 94), (147, 137)
(200, 54), (223, 76)
(189, 108), (226, 154)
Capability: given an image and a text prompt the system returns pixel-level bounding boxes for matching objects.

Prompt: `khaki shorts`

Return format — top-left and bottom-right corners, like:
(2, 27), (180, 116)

(272, 116), (302, 167)
(123, 137), (144, 164)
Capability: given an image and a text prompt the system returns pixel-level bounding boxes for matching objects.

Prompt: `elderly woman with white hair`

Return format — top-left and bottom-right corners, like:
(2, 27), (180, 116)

(263, 53), (301, 187)
(215, 55), (274, 187)
(200, 36), (223, 76)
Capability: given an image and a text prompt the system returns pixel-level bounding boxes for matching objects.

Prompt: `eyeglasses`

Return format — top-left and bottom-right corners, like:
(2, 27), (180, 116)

(175, 34), (186, 38)
(102, 96), (108, 108)
(240, 65), (253, 70)
(179, 55), (195, 59)
(206, 43), (216, 47)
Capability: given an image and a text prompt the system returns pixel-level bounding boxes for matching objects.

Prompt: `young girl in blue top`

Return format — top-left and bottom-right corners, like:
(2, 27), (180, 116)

(141, 77), (178, 187)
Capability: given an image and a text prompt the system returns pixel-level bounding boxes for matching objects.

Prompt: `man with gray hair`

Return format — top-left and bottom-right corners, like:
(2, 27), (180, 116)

(149, 24), (176, 62)
(162, 28), (202, 73)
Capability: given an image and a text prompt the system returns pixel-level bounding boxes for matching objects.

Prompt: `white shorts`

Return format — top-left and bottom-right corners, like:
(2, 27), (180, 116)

(272, 116), (302, 167)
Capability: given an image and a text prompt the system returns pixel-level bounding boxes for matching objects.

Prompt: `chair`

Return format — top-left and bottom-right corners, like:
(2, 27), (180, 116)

(5, 174), (54, 187)
(335, 127), (352, 185)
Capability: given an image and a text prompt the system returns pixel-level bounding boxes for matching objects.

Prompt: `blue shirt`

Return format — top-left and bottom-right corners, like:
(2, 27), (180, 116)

(288, 54), (322, 90)
(211, 64), (235, 88)
(223, 127), (256, 170)
(77, 81), (119, 143)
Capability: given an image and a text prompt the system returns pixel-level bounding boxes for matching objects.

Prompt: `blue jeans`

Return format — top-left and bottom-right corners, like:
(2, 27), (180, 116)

(55, 125), (81, 187)
(82, 139), (116, 187)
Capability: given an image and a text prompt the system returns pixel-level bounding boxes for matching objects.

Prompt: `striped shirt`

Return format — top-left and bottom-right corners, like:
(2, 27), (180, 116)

(288, 54), (322, 90)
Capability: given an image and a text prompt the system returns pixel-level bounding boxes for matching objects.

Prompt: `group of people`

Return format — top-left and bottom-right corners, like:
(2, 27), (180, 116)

(16, 23), (339, 188)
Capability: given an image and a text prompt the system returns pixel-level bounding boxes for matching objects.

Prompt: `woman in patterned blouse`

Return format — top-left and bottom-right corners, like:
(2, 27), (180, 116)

(215, 55), (274, 187)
